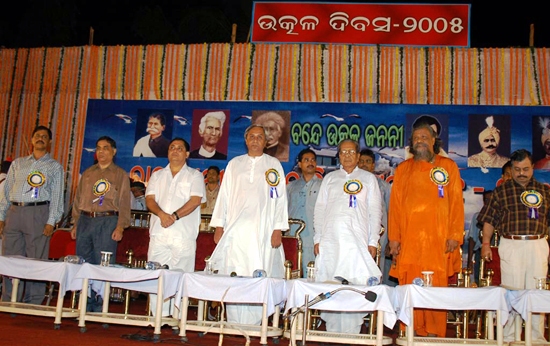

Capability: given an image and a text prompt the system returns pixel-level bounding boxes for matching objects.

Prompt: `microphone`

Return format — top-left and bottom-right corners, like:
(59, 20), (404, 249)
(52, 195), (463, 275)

(334, 276), (350, 285)
(365, 291), (377, 302)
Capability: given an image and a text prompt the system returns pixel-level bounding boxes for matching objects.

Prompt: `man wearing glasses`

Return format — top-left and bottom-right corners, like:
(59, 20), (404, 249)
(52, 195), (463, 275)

(313, 139), (382, 333)
(145, 137), (205, 316)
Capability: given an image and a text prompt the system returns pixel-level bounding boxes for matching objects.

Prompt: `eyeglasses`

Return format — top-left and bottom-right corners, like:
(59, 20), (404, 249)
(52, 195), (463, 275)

(340, 149), (357, 156)
(169, 146), (185, 152)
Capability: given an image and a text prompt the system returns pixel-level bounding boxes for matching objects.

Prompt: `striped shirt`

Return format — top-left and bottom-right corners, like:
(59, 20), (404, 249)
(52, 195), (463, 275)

(478, 178), (550, 237)
(0, 153), (64, 226)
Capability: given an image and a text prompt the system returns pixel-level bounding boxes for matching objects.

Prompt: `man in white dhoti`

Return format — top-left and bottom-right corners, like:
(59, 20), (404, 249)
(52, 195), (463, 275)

(209, 124), (289, 325)
(145, 137), (206, 316)
(314, 139), (382, 334)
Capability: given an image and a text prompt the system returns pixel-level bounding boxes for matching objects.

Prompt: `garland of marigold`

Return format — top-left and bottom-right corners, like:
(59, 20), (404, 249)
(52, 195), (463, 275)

(399, 46), (404, 104)
(347, 45), (352, 103)
(2, 49), (18, 157)
(376, 45), (381, 104)
(476, 48), (482, 105)
(140, 46), (146, 100)
(296, 44), (304, 101)
(121, 46), (127, 100)
(320, 44), (325, 101)
(271, 45), (279, 101)
(101, 47), (108, 99)
(449, 47), (454, 105)
(245, 44), (255, 101)
(291, 44), (298, 101)
(14, 49), (30, 148)
(424, 47), (430, 104)
(202, 43), (211, 100)
(181, 44), (189, 100)
(37, 48), (47, 121)
(529, 47), (541, 105)
(66, 46), (84, 198)
(223, 43), (233, 101)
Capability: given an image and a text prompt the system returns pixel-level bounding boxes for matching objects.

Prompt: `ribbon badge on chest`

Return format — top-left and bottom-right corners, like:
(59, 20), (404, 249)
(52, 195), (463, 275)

(265, 168), (280, 198)
(344, 180), (362, 208)
(27, 171), (46, 199)
(93, 179), (111, 206)
(429, 167), (449, 198)
(521, 190), (542, 219)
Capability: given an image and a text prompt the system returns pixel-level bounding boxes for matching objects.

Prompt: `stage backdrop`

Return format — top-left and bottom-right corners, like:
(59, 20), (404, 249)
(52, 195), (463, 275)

(1, 44), (550, 223)
(84, 99), (550, 234)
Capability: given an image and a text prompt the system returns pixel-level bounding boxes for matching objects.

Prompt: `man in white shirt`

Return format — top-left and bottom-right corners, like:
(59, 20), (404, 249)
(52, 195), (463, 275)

(314, 139), (382, 334)
(145, 137), (206, 316)
(209, 124), (288, 325)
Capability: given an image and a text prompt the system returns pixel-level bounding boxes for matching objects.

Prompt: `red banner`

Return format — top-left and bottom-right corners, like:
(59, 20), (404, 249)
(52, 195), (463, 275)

(251, 2), (470, 47)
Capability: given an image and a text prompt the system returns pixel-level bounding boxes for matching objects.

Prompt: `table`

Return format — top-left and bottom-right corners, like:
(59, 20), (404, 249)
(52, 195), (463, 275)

(393, 285), (510, 346)
(507, 289), (550, 346)
(177, 272), (286, 345)
(0, 255), (82, 328)
(284, 279), (396, 345)
(75, 263), (183, 340)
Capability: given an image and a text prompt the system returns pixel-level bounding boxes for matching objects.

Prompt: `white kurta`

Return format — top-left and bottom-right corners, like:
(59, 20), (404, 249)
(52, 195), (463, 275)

(133, 135), (155, 157)
(145, 163), (206, 272)
(314, 165), (382, 284)
(209, 154), (289, 278)
(314, 165), (382, 333)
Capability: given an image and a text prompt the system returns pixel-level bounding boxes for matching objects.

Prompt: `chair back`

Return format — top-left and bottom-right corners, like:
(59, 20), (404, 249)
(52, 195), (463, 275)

(49, 228), (76, 259)
(282, 218), (305, 279)
(195, 231), (217, 271)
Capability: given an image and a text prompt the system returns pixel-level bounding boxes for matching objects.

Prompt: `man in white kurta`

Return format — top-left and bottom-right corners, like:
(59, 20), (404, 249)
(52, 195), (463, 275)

(314, 139), (382, 334)
(209, 125), (289, 325)
(145, 138), (206, 316)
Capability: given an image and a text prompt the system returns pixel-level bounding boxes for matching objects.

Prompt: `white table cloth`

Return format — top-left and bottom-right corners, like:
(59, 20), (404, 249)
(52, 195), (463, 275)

(176, 271), (286, 317)
(75, 263), (182, 298)
(285, 279), (397, 328)
(393, 284), (510, 326)
(0, 255), (82, 297)
(507, 289), (550, 346)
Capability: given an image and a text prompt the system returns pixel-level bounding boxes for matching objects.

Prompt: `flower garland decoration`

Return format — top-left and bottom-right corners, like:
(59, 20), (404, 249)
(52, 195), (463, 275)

(449, 47), (455, 104)
(2, 49), (18, 156)
(399, 46), (404, 103)
(291, 44), (298, 101)
(476, 48), (483, 105)
(67, 46), (84, 196)
(202, 43), (211, 100)
(424, 47), (430, 104)
(376, 44), (381, 104)
(295, 44), (302, 101)
(271, 45), (279, 101)
(320, 44), (326, 101)
(529, 47), (541, 105)
(140, 46), (147, 100)
(223, 43), (233, 101)
(14, 49), (31, 152)
(120, 45), (127, 100)
(245, 43), (255, 101)
(181, 44), (189, 100)
(37, 47), (47, 119)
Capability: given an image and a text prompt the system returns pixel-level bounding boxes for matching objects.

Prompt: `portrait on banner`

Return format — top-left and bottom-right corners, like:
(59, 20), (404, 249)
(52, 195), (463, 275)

(189, 110), (230, 161)
(252, 110), (291, 162)
(133, 109), (174, 158)
(533, 116), (550, 170)
(467, 115), (510, 168)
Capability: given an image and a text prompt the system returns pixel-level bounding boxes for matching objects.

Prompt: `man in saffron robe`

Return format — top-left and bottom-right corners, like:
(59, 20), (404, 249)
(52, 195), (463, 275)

(389, 122), (464, 337)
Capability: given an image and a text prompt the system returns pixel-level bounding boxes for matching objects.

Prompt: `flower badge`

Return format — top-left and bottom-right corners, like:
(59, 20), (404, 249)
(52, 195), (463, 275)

(344, 180), (363, 207)
(429, 167), (449, 198)
(27, 171), (46, 199)
(520, 190), (543, 219)
(265, 168), (280, 198)
(93, 179), (111, 206)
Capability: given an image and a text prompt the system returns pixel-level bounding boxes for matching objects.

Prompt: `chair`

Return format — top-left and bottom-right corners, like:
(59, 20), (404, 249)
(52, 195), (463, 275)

(46, 228), (77, 306)
(282, 218), (305, 279)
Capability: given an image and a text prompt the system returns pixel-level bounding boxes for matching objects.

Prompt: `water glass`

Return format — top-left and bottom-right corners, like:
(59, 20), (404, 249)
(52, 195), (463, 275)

(421, 271), (434, 287)
(100, 251), (112, 266)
